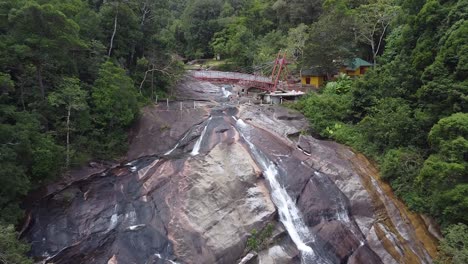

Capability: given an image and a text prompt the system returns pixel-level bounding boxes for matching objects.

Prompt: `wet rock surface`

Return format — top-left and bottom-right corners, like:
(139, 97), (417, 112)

(23, 77), (438, 264)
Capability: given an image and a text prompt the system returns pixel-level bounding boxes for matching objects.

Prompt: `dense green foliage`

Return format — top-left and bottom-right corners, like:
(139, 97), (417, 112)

(246, 223), (274, 251)
(0, 224), (32, 264)
(288, 0), (467, 261)
(0, 0), (183, 260)
(437, 223), (468, 264)
(0, 0), (466, 262)
(174, 0), (331, 68)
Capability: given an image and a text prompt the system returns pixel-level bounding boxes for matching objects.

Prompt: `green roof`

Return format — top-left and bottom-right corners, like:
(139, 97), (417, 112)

(343, 58), (373, 71)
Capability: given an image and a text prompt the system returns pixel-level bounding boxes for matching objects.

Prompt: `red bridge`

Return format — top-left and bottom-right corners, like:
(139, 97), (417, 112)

(190, 52), (300, 92)
(190, 71), (276, 91)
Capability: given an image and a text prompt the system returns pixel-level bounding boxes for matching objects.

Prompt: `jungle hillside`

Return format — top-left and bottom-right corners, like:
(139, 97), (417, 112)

(0, 0), (467, 263)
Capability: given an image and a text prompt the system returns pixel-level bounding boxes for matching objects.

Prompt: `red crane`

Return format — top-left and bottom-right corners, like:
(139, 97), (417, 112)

(270, 51), (293, 92)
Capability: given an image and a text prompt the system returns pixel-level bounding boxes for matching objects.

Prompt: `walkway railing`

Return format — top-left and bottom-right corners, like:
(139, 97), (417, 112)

(190, 70), (272, 83)
(190, 70), (276, 91)
(189, 70), (307, 92)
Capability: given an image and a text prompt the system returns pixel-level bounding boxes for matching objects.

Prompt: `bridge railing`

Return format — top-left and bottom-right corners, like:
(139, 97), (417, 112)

(190, 70), (272, 83)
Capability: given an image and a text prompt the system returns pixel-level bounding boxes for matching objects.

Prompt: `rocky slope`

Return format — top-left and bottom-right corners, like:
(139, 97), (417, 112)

(22, 77), (438, 264)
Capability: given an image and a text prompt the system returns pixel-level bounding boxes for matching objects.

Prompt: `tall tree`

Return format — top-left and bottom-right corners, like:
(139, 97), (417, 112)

(8, 2), (84, 99)
(99, 0), (141, 65)
(302, 8), (355, 76)
(273, 0), (323, 27)
(48, 78), (87, 168)
(91, 61), (139, 157)
(181, 0), (223, 58)
(352, 0), (400, 65)
(212, 21), (256, 66)
(287, 23), (309, 61)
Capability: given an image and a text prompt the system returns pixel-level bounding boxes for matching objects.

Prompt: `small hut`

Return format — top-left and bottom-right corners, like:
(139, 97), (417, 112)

(339, 58), (373, 76)
(300, 67), (329, 88)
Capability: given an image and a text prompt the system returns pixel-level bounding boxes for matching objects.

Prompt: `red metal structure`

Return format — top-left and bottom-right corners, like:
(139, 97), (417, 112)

(270, 51), (294, 91)
(191, 71), (274, 91)
(191, 51), (295, 92)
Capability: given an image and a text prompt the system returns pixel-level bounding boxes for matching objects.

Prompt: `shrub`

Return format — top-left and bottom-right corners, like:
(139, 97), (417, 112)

(437, 223), (468, 264)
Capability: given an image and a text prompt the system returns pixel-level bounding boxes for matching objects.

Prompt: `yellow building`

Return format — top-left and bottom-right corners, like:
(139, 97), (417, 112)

(300, 68), (328, 88)
(301, 58), (372, 88)
(339, 58), (373, 76)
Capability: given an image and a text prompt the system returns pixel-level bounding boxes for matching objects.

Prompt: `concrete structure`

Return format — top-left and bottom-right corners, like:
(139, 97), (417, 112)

(262, 91), (305, 104)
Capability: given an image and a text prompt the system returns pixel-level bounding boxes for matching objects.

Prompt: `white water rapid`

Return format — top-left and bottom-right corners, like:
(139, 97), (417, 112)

(235, 118), (332, 264)
(221, 86), (232, 98)
(165, 131), (190, 155)
(191, 117), (212, 156)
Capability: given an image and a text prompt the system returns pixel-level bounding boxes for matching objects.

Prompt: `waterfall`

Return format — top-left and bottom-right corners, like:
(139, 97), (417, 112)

(235, 118), (332, 264)
(155, 253), (179, 264)
(314, 171), (366, 246)
(264, 164), (316, 255)
(165, 131), (190, 155)
(191, 117), (212, 156)
(106, 205), (119, 233)
(221, 86), (232, 98)
(314, 171), (351, 223)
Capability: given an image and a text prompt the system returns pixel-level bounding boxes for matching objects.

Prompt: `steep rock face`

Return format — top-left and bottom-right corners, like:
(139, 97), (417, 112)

(23, 78), (438, 264)
(174, 143), (275, 263)
(23, 105), (277, 264)
(127, 104), (210, 160)
(239, 104), (437, 263)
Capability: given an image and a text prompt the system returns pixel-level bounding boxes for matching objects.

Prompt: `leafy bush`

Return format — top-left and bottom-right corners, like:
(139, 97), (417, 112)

(417, 113), (468, 225)
(380, 148), (425, 210)
(246, 223), (274, 251)
(90, 61), (140, 159)
(357, 98), (415, 155)
(293, 92), (352, 136)
(437, 223), (468, 264)
(323, 73), (353, 95)
(0, 224), (33, 264)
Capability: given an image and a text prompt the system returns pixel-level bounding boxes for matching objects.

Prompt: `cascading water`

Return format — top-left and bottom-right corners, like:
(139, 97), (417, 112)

(221, 86), (232, 98)
(154, 253), (179, 264)
(235, 118), (332, 264)
(191, 117), (212, 156)
(313, 171), (351, 223)
(165, 131), (190, 155)
(313, 171), (366, 246)
(22, 77), (438, 264)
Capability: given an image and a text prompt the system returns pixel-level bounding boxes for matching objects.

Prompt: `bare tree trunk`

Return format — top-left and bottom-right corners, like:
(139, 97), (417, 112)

(20, 84), (26, 110)
(151, 65), (155, 99)
(140, 1), (149, 26)
(134, 1), (150, 64)
(375, 23), (389, 66)
(139, 68), (149, 94)
(36, 64), (45, 99)
(129, 47), (135, 65)
(108, 11), (118, 57)
(66, 105), (71, 168)
(371, 40), (377, 66)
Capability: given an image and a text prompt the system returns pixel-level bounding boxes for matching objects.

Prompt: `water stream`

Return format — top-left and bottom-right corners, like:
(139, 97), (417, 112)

(21, 79), (437, 263)
(164, 132), (190, 156)
(235, 118), (332, 264)
(221, 86), (232, 98)
(191, 117), (212, 156)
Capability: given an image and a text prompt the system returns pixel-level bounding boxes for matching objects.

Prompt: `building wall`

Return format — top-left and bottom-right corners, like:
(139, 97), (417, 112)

(301, 76), (323, 88)
(311, 76), (323, 87)
(339, 66), (370, 76)
(345, 68), (360, 76)
(360, 66), (369, 75)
